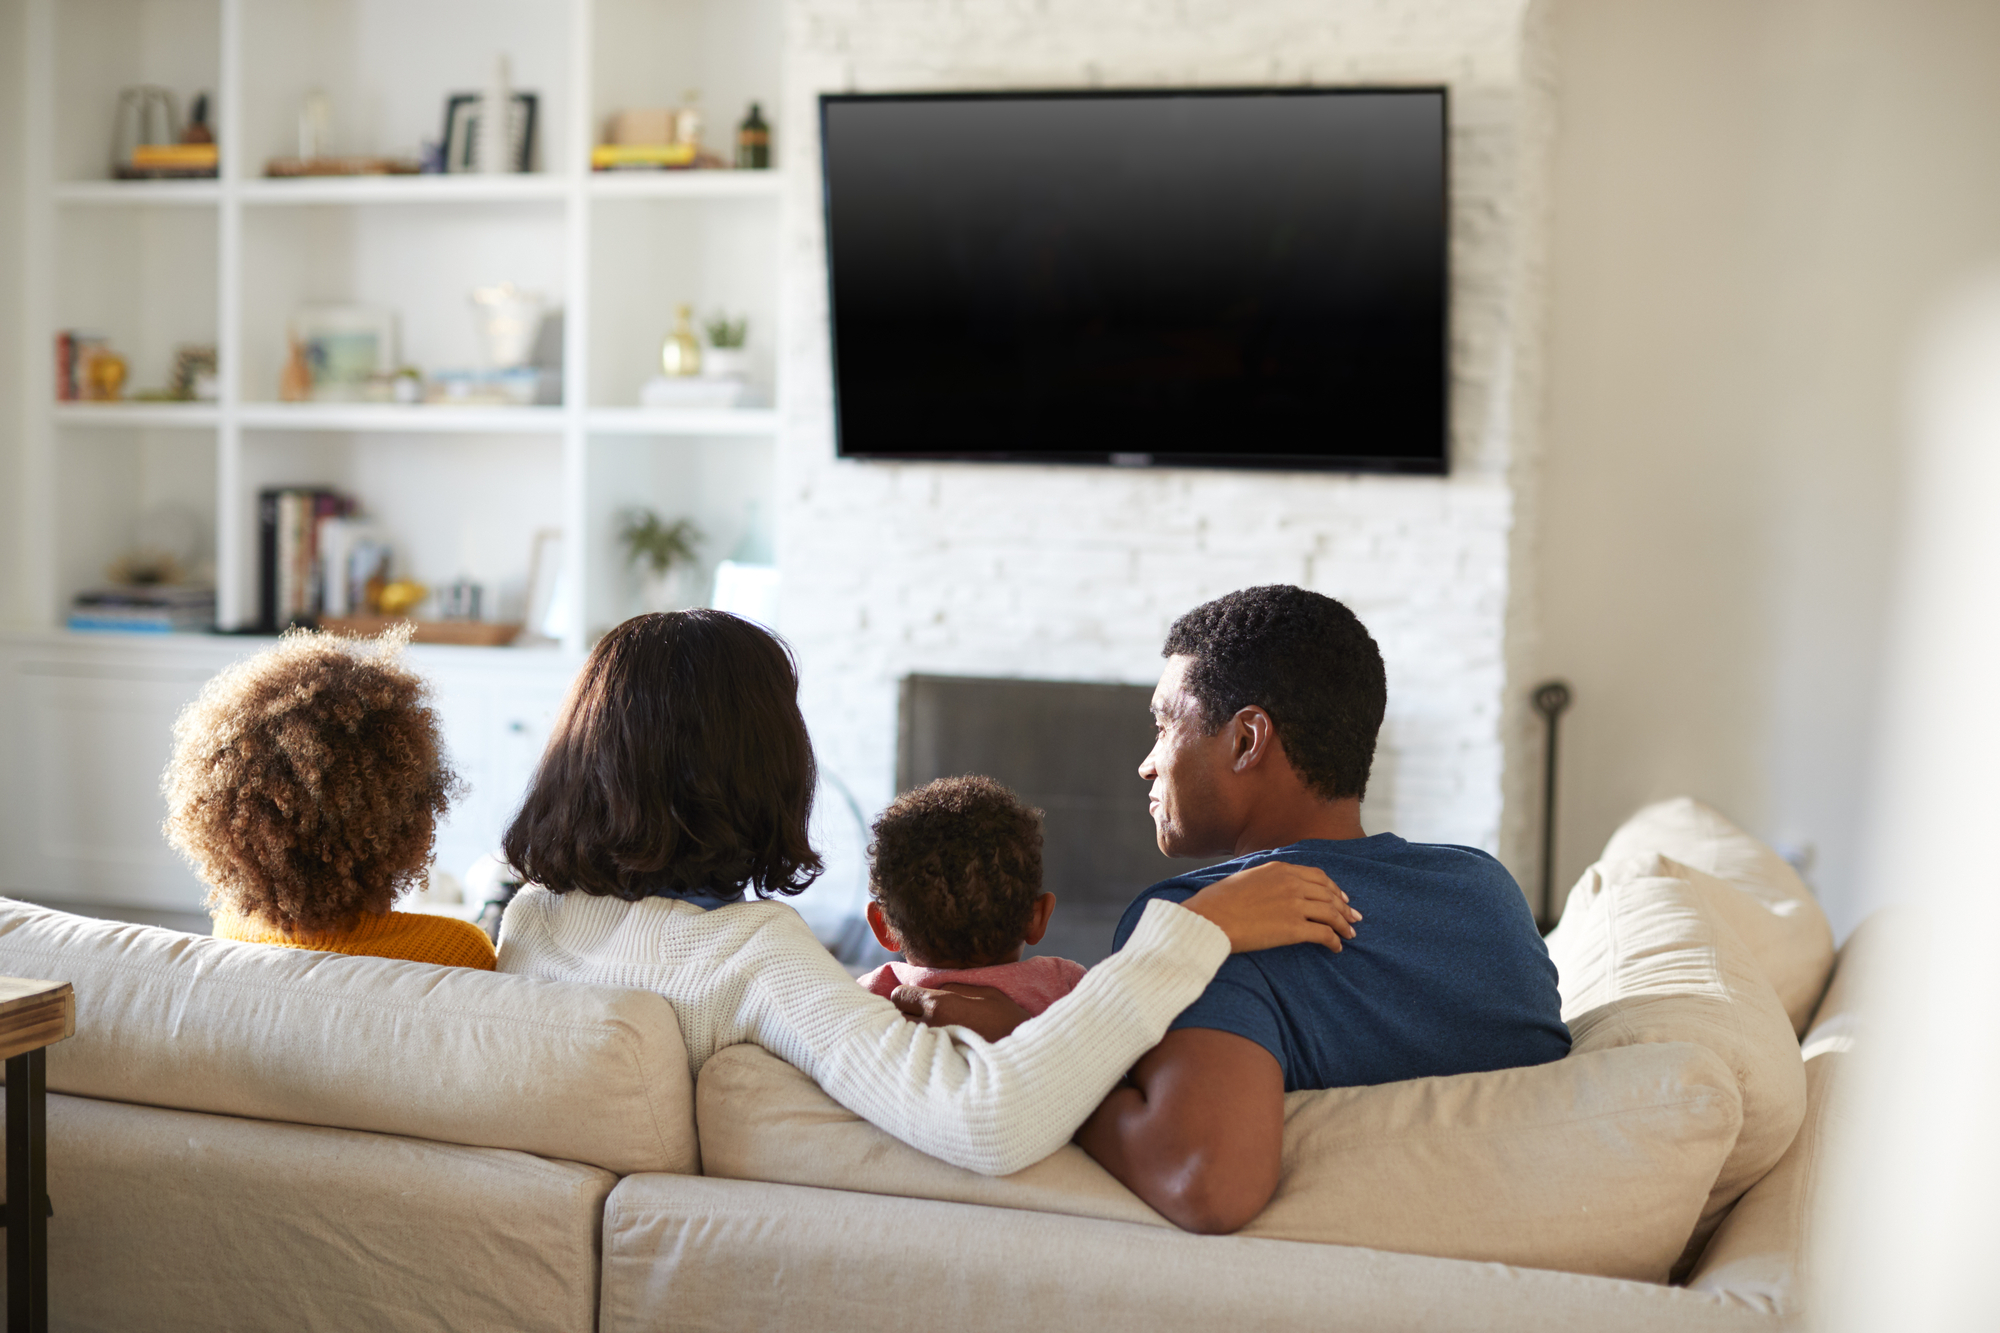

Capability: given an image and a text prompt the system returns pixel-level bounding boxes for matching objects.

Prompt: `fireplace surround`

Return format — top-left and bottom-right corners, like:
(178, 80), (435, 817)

(896, 674), (1225, 965)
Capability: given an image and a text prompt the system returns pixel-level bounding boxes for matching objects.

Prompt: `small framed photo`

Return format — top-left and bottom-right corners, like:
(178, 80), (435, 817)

(443, 92), (539, 174)
(291, 306), (398, 402)
(523, 527), (567, 642)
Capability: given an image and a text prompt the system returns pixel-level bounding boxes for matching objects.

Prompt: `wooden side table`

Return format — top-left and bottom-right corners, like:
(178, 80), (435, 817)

(0, 981), (74, 1333)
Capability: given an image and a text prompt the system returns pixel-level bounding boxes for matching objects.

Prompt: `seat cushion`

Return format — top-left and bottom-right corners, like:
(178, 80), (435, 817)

(698, 1037), (1742, 1282)
(1546, 854), (1808, 1268)
(1600, 798), (1835, 1035)
(600, 1174), (1780, 1333)
(16, 1092), (612, 1333)
(0, 898), (696, 1175)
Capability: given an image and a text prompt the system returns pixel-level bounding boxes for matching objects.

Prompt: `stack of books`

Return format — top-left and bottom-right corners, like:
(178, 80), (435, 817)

(259, 487), (356, 630)
(68, 585), (215, 634)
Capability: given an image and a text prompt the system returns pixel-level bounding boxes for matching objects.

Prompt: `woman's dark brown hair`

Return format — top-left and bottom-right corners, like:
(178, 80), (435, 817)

(163, 628), (459, 934)
(502, 610), (822, 900)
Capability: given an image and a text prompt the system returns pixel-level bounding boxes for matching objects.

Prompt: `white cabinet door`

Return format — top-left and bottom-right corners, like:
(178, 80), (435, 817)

(3, 659), (223, 909)
(427, 666), (575, 883)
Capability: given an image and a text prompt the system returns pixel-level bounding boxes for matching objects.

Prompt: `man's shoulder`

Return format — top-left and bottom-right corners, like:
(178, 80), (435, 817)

(1111, 873), (1216, 950)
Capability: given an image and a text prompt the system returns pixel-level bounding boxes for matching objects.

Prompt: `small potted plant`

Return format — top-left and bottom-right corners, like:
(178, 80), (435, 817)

(703, 312), (750, 380)
(618, 508), (704, 613)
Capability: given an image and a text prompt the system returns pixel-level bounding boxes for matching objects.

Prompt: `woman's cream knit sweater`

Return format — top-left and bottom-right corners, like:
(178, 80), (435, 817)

(497, 887), (1228, 1177)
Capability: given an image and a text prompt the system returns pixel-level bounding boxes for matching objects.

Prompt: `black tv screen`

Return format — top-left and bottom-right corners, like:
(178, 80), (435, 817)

(820, 88), (1448, 473)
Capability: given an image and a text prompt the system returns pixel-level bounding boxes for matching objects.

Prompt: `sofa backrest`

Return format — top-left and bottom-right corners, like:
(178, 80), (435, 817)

(0, 899), (698, 1176)
(1547, 853), (1807, 1273)
(697, 1035), (1744, 1284)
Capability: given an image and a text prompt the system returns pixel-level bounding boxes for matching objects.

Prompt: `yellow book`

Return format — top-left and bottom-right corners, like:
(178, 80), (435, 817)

(131, 143), (220, 169)
(591, 143), (696, 169)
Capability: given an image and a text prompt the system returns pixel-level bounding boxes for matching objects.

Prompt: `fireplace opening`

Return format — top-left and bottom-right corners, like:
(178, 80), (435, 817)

(896, 674), (1226, 966)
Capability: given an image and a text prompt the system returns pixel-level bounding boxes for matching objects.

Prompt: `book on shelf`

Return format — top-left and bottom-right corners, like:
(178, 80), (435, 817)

(316, 515), (390, 618)
(68, 584), (215, 634)
(258, 487), (357, 630)
(53, 331), (106, 402)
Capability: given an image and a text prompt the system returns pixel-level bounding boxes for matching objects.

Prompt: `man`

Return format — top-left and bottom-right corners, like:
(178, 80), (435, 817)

(897, 585), (1568, 1233)
(1074, 585), (1569, 1233)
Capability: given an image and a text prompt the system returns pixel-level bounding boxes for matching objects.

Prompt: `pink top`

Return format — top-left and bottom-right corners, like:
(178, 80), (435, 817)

(859, 955), (1089, 1017)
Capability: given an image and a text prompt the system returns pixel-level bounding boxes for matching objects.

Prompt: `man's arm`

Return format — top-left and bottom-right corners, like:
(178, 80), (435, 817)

(1074, 1027), (1285, 1234)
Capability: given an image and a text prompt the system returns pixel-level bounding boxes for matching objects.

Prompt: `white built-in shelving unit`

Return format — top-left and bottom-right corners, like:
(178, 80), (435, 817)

(17, 0), (785, 651)
(3, 0), (787, 912)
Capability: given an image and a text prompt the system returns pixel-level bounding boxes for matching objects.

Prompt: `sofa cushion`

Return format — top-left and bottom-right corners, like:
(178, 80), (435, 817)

(600, 1174), (1779, 1333)
(1684, 1049), (1849, 1314)
(1546, 854), (1807, 1267)
(699, 1037), (1742, 1282)
(1600, 798), (1834, 1035)
(0, 899), (696, 1175)
(21, 1092), (614, 1333)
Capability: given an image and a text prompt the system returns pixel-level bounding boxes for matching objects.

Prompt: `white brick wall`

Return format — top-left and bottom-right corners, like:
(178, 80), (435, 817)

(774, 0), (1549, 878)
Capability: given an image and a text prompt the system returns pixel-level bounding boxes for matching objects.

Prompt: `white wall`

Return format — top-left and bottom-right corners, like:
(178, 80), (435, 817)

(775, 0), (1555, 881)
(0, 0), (25, 628)
(1537, 0), (2000, 936)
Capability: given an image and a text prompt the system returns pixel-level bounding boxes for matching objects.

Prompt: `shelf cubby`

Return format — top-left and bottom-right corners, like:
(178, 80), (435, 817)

(53, 0), (222, 185)
(237, 0), (576, 179)
(236, 429), (566, 628)
(588, 195), (779, 409)
(582, 432), (775, 638)
(238, 199), (568, 408)
(54, 202), (219, 401)
(54, 427), (218, 615)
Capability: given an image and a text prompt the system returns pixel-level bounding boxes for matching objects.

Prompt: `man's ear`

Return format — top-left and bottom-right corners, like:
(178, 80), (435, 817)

(866, 901), (902, 953)
(1231, 706), (1278, 773)
(1023, 892), (1057, 946)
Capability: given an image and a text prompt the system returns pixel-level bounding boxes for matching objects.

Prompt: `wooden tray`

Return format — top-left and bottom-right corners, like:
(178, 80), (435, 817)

(317, 616), (522, 647)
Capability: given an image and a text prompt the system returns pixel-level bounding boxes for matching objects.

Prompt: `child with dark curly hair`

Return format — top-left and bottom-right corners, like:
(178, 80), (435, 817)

(163, 629), (495, 970)
(857, 775), (1085, 1016)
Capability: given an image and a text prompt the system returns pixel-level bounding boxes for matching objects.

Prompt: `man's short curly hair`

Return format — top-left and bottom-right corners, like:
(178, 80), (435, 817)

(868, 776), (1044, 968)
(163, 628), (461, 935)
(1163, 585), (1387, 802)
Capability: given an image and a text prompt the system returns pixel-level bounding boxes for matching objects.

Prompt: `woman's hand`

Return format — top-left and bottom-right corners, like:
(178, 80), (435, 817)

(1181, 861), (1360, 954)
(890, 982), (1033, 1042)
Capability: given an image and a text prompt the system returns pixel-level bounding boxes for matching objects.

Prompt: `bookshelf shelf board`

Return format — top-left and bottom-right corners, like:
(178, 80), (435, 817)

(237, 404), (569, 434)
(586, 407), (781, 436)
(53, 180), (223, 207)
(239, 175), (568, 207)
(586, 171), (782, 202)
(52, 403), (222, 429)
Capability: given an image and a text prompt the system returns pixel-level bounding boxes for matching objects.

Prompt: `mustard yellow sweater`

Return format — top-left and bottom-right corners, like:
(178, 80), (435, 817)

(212, 909), (497, 970)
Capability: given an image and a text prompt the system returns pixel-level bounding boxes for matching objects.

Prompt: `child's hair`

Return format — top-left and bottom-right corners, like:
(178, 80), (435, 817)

(163, 628), (460, 934)
(868, 775), (1043, 966)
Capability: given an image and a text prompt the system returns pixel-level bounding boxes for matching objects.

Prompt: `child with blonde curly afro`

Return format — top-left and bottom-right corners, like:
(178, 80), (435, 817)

(163, 628), (495, 969)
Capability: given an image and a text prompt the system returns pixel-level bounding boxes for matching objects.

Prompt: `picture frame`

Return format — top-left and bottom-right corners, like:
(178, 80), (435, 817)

(443, 91), (539, 174)
(522, 527), (568, 642)
(290, 306), (398, 402)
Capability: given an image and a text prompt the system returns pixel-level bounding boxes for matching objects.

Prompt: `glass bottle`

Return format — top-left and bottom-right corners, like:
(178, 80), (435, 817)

(736, 103), (770, 170)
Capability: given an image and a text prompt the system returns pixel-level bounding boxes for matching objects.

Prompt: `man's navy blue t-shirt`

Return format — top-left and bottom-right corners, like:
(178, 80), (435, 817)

(1111, 835), (1571, 1092)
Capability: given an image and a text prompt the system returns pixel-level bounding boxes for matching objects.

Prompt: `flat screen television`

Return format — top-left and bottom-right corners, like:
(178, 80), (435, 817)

(819, 88), (1449, 473)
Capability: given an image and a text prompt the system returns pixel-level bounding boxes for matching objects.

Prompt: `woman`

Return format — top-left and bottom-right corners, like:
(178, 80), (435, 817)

(498, 611), (1353, 1176)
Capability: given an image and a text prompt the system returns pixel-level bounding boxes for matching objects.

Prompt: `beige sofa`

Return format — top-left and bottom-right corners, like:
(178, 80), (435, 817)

(0, 799), (1850, 1332)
